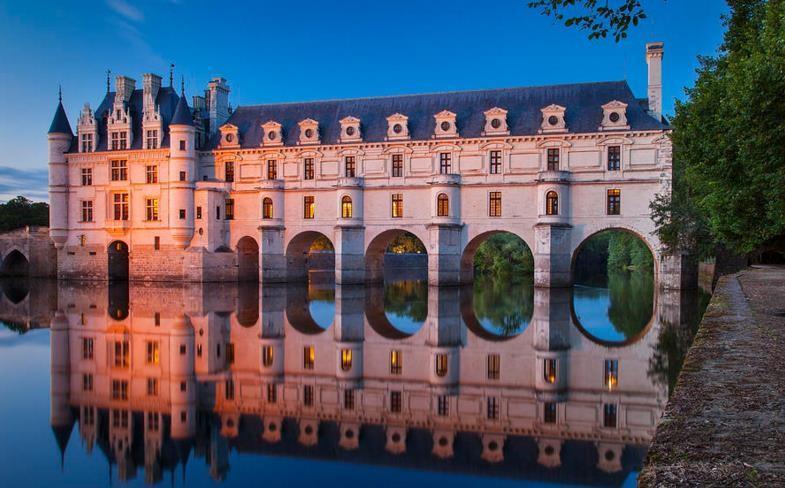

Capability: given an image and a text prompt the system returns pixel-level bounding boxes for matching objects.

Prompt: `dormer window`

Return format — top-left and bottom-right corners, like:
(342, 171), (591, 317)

(298, 119), (320, 145)
(145, 130), (158, 149)
(434, 110), (458, 139)
(539, 105), (567, 134)
(81, 133), (93, 153)
(340, 116), (361, 143)
(110, 131), (127, 151)
(262, 121), (283, 146)
(77, 103), (98, 153)
(386, 113), (409, 140)
(219, 124), (240, 147)
(600, 101), (630, 130)
(483, 107), (509, 135)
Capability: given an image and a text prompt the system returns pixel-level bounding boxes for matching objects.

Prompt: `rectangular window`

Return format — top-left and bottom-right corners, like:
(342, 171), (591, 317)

(145, 198), (159, 222)
(179, 209), (186, 220)
(145, 341), (160, 365)
(489, 191), (502, 217)
(267, 383), (277, 403)
(390, 350), (402, 375)
(603, 404), (618, 428)
(113, 193), (129, 221)
(113, 340), (130, 368)
(145, 165), (158, 184)
(262, 345), (274, 367)
(81, 133), (93, 152)
(604, 359), (619, 390)
(82, 373), (93, 392)
(180, 344), (187, 355)
(147, 412), (160, 432)
(489, 150), (502, 174)
(439, 153), (451, 174)
(225, 379), (235, 400)
(179, 140), (186, 151)
(544, 402), (557, 424)
(303, 346), (315, 370)
(303, 384), (313, 406)
(82, 337), (94, 359)
(179, 171), (186, 181)
(81, 167), (93, 186)
(111, 379), (128, 400)
(267, 160), (277, 180)
(303, 158), (314, 180)
(487, 353), (500, 380)
(543, 358), (557, 384)
(110, 160), (127, 181)
(154, 236), (160, 250)
(607, 145), (621, 171)
(119, 132), (127, 150)
(390, 391), (402, 413)
(147, 378), (159, 396)
(437, 395), (449, 416)
(225, 199), (234, 220)
(345, 156), (356, 177)
(547, 148), (560, 171)
(344, 389), (355, 410)
(81, 200), (94, 223)
(607, 189), (621, 215)
(196, 206), (202, 219)
(391, 154), (403, 177)
(303, 196), (315, 219)
(225, 161), (235, 182)
(435, 353), (448, 378)
(487, 397), (499, 420)
(391, 194), (403, 218)
(111, 131), (119, 150)
(146, 129), (158, 149)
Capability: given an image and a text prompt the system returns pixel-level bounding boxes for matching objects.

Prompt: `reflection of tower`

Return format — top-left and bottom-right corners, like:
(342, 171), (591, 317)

(170, 316), (196, 441)
(143, 412), (163, 485)
(260, 285), (286, 394)
(50, 311), (74, 469)
(209, 422), (230, 481)
(426, 286), (461, 391)
(533, 287), (571, 394)
(334, 285), (365, 387)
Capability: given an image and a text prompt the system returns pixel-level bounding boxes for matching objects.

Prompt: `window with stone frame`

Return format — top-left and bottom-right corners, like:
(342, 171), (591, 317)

(437, 193), (449, 217)
(391, 194), (403, 218)
(145, 198), (159, 221)
(145, 129), (158, 149)
(81, 200), (93, 223)
(225, 161), (235, 182)
(81, 133), (93, 152)
(145, 165), (158, 184)
(487, 397), (500, 420)
(607, 145), (621, 171)
(304, 158), (315, 180)
(487, 353), (500, 380)
(603, 403), (618, 428)
(81, 167), (93, 186)
(439, 153), (452, 174)
(341, 195), (353, 219)
(547, 148), (560, 171)
(544, 402), (557, 424)
(607, 189), (621, 215)
(390, 391), (402, 413)
(110, 160), (128, 181)
(303, 196), (315, 219)
(267, 160), (277, 180)
(262, 198), (273, 219)
(489, 150), (502, 174)
(489, 192), (502, 217)
(546, 191), (559, 216)
(391, 153), (403, 177)
(345, 156), (356, 178)
(113, 193), (129, 221)
(225, 199), (234, 220)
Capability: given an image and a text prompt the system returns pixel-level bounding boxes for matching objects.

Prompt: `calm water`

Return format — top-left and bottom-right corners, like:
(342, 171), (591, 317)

(0, 272), (709, 487)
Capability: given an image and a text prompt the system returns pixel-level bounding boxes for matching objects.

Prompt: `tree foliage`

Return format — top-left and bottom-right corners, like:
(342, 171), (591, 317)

(473, 233), (534, 278)
(527, 0), (647, 41)
(0, 196), (48, 232)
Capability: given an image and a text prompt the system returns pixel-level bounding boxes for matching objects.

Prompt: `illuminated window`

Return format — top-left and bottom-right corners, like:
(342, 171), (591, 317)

(196, 206), (202, 219)
(145, 165), (158, 184)
(267, 160), (277, 180)
(82, 373), (93, 391)
(603, 403), (618, 428)
(437, 395), (449, 416)
(607, 189), (621, 215)
(113, 340), (129, 368)
(113, 193), (129, 221)
(344, 389), (355, 410)
(262, 345), (274, 367)
(544, 402), (557, 424)
(390, 391), (402, 413)
(391, 154), (403, 177)
(262, 198), (274, 219)
(345, 156), (356, 177)
(145, 341), (160, 365)
(81, 201), (93, 223)
(110, 159), (127, 181)
(487, 354), (500, 380)
(303, 346), (315, 370)
(545, 191), (559, 216)
(436, 193), (449, 217)
(489, 191), (502, 217)
(225, 161), (235, 182)
(267, 383), (277, 403)
(111, 379), (128, 400)
(435, 353), (448, 377)
(547, 148), (559, 171)
(489, 150), (502, 174)
(340, 348), (353, 371)
(145, 129), (158, 149)
(390, 350), (402, 375)
(303, 384), (313, 406)
(487, 397), (499, 420)
(391, 194), (403, 218)
(145, 198), (159, 221)
(608, 145), (621, 171)
(147, 378), (158, 396)
(543, 358), (557, 384)
(439, 153), (451, 174)
(81, 167), (93, 186)
(341, 195), (353, 219)
(303, 196), (315, 219)
(604, 359), (619, 390)
(304, 158), (314, 180)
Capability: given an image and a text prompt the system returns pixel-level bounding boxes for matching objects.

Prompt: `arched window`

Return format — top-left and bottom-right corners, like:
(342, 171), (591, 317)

(341, 195), (353, 219)
(546, 191), (559, 216)
(436, 193), (449, 217)
(262, 198), (273, 219)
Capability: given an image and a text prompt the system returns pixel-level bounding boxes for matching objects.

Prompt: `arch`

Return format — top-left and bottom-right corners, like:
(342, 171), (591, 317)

(365, 228), (428, 283)
(285, 231), (335, 283)
(459, 230), (533, 284)
(0, 249), (29, 276)
(107, 241), (129, 281)
(545, 191), (559, 215)
(341, 195), (353, 219)
(237, 236), (260, 282)
(262, 198), (274, 219)
(436, 193), (449, 217)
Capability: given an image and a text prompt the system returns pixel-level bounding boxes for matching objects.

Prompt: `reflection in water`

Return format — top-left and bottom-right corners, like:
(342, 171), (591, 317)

(0, 276), (709, 487)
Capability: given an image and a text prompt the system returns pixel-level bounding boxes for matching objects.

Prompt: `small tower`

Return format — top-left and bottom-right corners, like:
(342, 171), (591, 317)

(169, 87), (196, 248)
(48, 90), (73, 249)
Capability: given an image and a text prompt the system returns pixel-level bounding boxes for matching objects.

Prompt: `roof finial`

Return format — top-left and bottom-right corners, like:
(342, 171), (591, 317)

(169, 64), (175, 87)
(58, 85), (62, 103)
(181, 75), (185, 96)
(106, 69), (111, 94)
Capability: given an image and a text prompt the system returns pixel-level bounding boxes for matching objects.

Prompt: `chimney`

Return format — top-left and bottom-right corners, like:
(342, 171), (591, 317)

(114, 75), (136, 105)
(142, 73), (162, 114)
(646, 42), (664, 121)
(207, 77), (230, 135)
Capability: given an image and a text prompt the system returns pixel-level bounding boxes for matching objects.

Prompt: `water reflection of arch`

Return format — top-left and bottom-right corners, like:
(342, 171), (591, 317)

(235, 281), (260, 327)
(459, 285), (527, 342)
(364, 284), (425, 340)
(285, 284), (334, 335)
(569, 286), (657, 348)
(460, 229), (533, 284)
(0, 278), (29, 304)
(365, 227), (428, 283)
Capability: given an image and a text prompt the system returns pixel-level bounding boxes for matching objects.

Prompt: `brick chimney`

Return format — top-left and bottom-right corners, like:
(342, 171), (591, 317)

(646, 42), (664, 121)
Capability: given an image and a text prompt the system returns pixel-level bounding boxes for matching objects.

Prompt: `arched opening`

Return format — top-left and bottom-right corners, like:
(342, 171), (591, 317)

(262, 198), (274, 219)
(107, 241), (129, 281)
(341, 196), (353, 219)
(237, 236), (260, 282)
(571, 229), (655, 345)
(460, 231), (534, 284)
(365, 230), (427, 284)
(0, 250), (29, 276)
(545, 191), (559, 215)
(286, 231), (335, 283)
(436, 193), (449, 217)
(285, 282), (335, 334)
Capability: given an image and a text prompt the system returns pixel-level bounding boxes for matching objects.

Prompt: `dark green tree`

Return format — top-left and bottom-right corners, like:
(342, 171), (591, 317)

(0, 196), (48, 232)
(527, 0), (648, 41)
(473, 233), (534, 278)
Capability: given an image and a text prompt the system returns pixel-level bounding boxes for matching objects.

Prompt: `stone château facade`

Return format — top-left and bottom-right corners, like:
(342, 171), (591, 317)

(48, 42), (683, 287)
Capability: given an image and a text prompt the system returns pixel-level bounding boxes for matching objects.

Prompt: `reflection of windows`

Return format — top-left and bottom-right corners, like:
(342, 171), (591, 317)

(145, 341), (160, 365)
(303, 346), (315, 369)
(147, 412), (160, 432)
(543, 358), (557, 384)
(147, 378), (158, 396)
(267, 383), (277, 403)
(262, 345), (274, 367)
(487, 397), (499, 420)
(437, 193), (449, 217)
(604, 359), (619, 390)
(82, 337), (94, 359)
(303, 384), (313, 406)
(603, 403), (618, 428)
(112, 410), (129, 428)
(113, 340), (129, 368)
(82, 406), (95, 426)
(391, 194), (403, 218)
(487, 354), (500, 380)
(82, 373), (93, 392)
(435, 353), (448, 377)
(340, 349), (353, 371)
(390, 350), (402, 375)
(390, 391), (402, 413)
(546, 191), (559, 216)
(344, 389), (355, 410)
(225, 379), (235, 400)
(341, 195), (353, 219)
(544, 402), (557, 424)
(227, 343), (235, 364)
(437, 395), (449, 416)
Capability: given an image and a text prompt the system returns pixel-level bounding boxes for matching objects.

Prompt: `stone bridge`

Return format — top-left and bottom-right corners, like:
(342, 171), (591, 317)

(0, 226), (57, 278)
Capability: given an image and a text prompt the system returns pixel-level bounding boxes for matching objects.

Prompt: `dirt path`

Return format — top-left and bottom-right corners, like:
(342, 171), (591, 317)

(639, 266), (785, 487)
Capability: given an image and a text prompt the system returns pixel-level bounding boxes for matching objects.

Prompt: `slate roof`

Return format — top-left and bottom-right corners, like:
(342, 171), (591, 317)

(170, 91), (194, 126)
(48, 101), (73, 135)
(209, 80), (666, 149)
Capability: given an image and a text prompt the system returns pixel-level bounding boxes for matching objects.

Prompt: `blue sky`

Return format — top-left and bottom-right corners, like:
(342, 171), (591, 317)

(0, 0), (729, 201)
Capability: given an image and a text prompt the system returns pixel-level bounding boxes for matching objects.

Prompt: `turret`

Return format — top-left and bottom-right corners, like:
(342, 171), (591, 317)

(169, 89), (196, 247)
(48, 92), (73, 249)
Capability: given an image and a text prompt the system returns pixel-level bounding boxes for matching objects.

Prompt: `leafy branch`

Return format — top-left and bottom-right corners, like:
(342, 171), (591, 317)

(527, 0), (647, 41)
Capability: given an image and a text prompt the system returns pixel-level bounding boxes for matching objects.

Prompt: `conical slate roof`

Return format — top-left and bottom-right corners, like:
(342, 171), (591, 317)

(170, 92), (193, 126)
(48, 101), (73, 135)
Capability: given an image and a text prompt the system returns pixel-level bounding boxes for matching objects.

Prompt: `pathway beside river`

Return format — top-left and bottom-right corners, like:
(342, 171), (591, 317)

(639, 266), (785, 486)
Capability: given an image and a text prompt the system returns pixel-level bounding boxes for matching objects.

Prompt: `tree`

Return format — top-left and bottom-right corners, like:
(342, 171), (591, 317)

(0, 196), (48, 232)
(527, 0), (647, 41)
